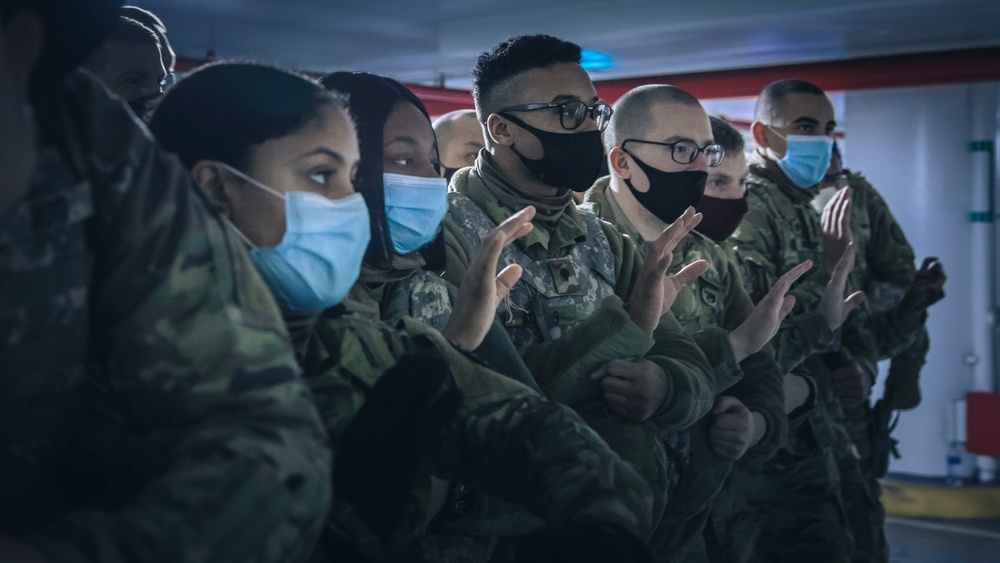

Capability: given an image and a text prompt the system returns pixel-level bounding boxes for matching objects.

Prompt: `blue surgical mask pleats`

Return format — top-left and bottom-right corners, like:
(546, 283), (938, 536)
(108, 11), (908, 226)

(382, 172), (448, 254)
(777, 135), (834, 188)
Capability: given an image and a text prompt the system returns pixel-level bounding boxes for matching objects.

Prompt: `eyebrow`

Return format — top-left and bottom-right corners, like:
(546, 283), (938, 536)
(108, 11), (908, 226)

(296, 148), (345, 165)
(463, 140), (484, 148)
(384, 135), (421, 147)
(711, 172), (734, 183)
(550, 94), (600, 104)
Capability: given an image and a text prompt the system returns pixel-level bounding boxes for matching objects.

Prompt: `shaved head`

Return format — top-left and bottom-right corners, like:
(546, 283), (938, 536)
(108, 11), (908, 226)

(604, 84), (702, 152)
(433, 109), (484, 169)
(754, 78), (828, 124)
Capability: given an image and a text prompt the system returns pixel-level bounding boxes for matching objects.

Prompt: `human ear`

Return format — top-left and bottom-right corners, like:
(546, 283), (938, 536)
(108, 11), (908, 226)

(750, 121), (771, 150)
(608, 146), (632, 180)
(191, 161), (234, 216)
(485, 114), (514, 147)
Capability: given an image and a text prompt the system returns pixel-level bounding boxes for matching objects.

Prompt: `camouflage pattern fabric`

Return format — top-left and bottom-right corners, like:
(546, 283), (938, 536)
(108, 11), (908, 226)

(582, 177), (787, 561)
(2, 71), (332, 562)
(295, 309), (655, 556)
(721, 152), (879, 562)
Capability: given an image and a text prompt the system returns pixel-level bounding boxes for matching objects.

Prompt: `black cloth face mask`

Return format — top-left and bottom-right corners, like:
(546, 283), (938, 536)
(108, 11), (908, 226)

(623, 151), (707, 224)
(502, 113), (604, 193)
(694, 194), (749, 242)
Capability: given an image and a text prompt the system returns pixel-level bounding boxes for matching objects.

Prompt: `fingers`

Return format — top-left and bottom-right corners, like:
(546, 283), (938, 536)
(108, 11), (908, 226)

(670, 259), (710, 287)
(834, 187), (852, 240)
(712, 395), (741, 415)
(778, 294), (796, 319)
(494, 264), (523, 300)
(831, 242), (857, 285)
(843, 290), (865, 312)
(598, 376), (634, 396)
(773, 260), (812, 293)
(588, 362), (610, 381)
(650, 207), (700, 260)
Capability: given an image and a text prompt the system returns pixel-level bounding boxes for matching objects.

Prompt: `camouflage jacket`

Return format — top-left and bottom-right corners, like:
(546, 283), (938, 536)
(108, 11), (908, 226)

(293, 308), (655, 544)
(582, 178), (786, 461)
(442, 162), (715, 432)
(815, 171), (922, 360)
(2, 71), (331, 562)
(728, 153), (878, 378)
(343, 270), (540, 391)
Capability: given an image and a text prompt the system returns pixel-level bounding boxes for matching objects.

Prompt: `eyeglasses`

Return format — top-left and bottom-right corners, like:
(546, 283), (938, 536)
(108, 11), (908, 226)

(622, 138), (726, 167)
(498, 100), (614, 131)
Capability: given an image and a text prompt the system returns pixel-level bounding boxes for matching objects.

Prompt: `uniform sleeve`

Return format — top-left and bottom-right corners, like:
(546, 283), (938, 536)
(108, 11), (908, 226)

(600, 220), (640, 301)
(644, 312), (716, 430)
(718, 261), (787, 460)
(404, 319), (657, 539)
(729, 207), (834, 373)
(441, 213), (476, 289)
(24, 75), (331, 563)
(520, 295), (655, 406)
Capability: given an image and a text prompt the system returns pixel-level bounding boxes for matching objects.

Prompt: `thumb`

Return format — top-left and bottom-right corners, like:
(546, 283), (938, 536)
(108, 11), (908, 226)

(589, 363), (609, 380)
(843, 290), (866, 313)
(712, 395), (738, 414)
(495, 264), (522, 300)
(672, 259), (710, 286)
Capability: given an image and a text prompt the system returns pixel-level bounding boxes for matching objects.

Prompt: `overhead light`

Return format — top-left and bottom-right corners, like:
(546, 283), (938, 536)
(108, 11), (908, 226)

(580, 49), (614, 71)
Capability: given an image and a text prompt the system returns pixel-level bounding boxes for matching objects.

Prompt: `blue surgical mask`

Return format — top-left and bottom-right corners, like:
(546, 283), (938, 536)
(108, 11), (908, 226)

(771, 129), (834, 188)
(383, 172), (448, 254)
(220, 163), (371, 312)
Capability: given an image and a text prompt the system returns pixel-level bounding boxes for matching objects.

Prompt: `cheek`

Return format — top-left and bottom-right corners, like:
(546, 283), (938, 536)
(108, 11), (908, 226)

(231, 189), (288, 247)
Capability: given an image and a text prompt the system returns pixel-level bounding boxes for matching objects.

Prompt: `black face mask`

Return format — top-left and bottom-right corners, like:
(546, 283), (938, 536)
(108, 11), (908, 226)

(502, 114), (604, 193)
(694, 194), (749, 242)
(623, 151), (706, 224)
(128, 92), (164, 123)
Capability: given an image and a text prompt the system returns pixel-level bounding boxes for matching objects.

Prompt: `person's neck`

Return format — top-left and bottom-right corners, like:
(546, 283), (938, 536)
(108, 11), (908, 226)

(608, 175), (668, 241)
(490, 145), (563, 198)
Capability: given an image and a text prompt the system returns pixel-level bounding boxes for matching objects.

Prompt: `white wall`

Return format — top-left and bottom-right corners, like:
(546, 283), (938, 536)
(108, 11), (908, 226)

(842, 82), (1000, 477)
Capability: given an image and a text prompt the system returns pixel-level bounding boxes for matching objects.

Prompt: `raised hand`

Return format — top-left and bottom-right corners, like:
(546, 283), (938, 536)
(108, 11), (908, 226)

(627, 207), (710, 334)
(728, 260), (812, 361)
(443, 206), (535, 350)
(819, 242), (865, 331)
(820, 186), (853, 274)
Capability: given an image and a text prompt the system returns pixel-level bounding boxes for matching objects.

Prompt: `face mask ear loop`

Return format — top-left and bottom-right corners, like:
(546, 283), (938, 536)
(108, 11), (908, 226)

(221, 216), (259, 250)
(218, 162), (287, 201)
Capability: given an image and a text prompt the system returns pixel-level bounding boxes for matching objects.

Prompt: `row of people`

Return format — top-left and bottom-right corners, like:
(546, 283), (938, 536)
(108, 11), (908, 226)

(1, 2), (945, 562)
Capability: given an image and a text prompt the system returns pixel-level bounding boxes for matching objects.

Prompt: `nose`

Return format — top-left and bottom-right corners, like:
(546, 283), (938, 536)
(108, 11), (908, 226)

(687, 150), (710, 172)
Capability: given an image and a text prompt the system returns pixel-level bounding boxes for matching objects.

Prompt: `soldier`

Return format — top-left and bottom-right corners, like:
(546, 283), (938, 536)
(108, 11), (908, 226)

(0, 2), (332, 561)
(82, 15), (166, 121)
(441, 34), (718, 553)
(151, 61), (660, 563)
(434, 108), (486, 182)
(582, 85), (801, 561)
(723, 78), (876, 562)
(120, 5), (177, 89)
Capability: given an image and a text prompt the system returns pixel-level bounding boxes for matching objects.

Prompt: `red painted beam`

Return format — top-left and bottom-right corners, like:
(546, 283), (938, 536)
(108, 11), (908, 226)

(593, 47), (1000, 103)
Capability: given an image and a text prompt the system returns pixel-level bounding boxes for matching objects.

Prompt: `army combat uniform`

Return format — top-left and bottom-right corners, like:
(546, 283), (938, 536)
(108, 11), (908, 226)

(442, 155), (715, 545)
(582, 178), (787, 562)
(1, 71), (332, 562)
(719, 152), (881, 563)
(289, 304), (656, 560)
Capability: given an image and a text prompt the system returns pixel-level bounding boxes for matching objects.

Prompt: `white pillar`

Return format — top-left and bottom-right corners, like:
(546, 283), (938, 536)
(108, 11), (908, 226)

(968, 83), (998, 483)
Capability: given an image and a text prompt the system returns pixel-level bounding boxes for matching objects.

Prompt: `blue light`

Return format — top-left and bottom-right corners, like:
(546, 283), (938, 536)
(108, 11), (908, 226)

(580, 49), (614, 71)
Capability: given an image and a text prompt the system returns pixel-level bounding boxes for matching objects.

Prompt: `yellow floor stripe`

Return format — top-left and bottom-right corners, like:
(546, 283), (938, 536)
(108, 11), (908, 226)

(882, 481), (1000, 519)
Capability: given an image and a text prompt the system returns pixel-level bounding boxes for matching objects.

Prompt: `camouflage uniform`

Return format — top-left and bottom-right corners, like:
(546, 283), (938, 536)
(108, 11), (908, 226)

(442, 158), (716, 534)
(582, 178), (787, 562)
(292, 306), (656, 559)
(1, 71), (332, 562)
(717, 152), (882, 563)
(814, 170), (930, 410)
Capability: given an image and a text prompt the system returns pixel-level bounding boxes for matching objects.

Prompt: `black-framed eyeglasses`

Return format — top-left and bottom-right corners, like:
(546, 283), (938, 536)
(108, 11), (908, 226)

(498, 100), (614, 131)
(622, 138), (726, 167)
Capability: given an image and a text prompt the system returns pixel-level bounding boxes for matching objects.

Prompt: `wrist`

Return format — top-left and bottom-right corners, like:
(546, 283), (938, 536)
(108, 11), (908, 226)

(750, 411), (767, 447)
(727, 331), (750, 363)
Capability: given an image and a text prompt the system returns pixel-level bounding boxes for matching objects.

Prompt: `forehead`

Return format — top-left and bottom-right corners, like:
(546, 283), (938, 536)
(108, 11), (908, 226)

(712, 149), (748, 176)
(103, 41), (163, 71)
(643, 101), (711, 140)
(505, 62), (597, 105)
(270, 103), (359, 160)
(774, 92), (835, 123)
(384, 101), (434, 142)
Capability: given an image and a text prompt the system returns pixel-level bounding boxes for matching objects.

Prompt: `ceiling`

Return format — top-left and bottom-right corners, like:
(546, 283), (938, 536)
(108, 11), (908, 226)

(139, 0), (1000, 89)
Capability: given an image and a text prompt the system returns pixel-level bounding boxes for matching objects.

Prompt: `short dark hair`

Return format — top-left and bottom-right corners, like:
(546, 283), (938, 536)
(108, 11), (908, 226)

(754, 79), (827, 123)
(709, 116), (745, 156)
(604, 84), (701, 153)
(149, 62), (346, 171)
(121, 5), (176, 72)
(110, 16), (160, 49)
(320, 72), (432, 269)
(472, 34), (581, 122)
